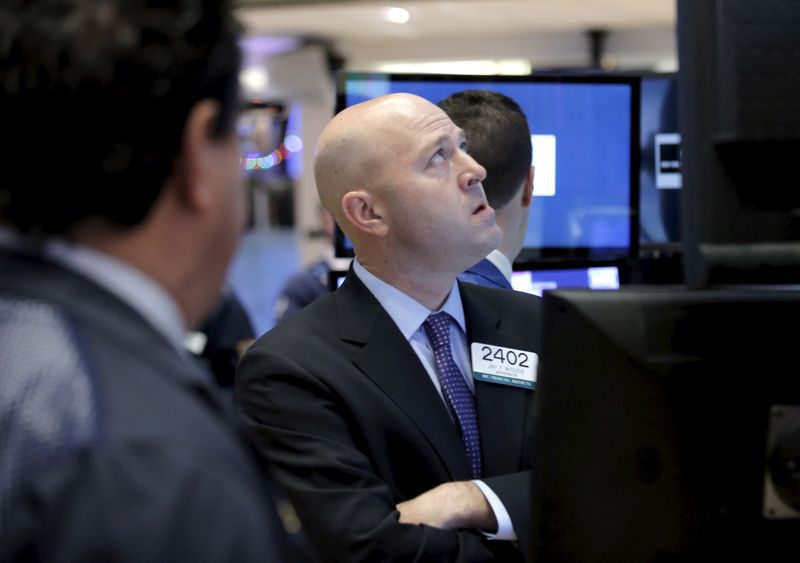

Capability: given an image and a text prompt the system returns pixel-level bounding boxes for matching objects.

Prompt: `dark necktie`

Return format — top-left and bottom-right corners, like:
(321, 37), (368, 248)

(422, 311), (483, 479)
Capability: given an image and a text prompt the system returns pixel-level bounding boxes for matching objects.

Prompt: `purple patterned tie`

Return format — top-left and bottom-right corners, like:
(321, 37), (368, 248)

(423, 311), (483, 479)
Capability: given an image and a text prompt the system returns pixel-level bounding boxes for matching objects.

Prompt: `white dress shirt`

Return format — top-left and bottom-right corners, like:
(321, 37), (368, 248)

(352, 258), (516, 540)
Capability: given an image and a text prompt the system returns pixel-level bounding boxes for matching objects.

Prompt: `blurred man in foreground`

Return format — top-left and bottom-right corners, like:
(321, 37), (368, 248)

(0, 1), (308, 560)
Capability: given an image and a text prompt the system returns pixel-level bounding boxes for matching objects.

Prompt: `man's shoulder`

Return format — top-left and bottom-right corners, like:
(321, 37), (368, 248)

(0, 286), (271, 497)
(245, 277), (383, 378)
(0, 292), (104, 481)
(258, 289), (341, 346)
(0, 286), (231, 447)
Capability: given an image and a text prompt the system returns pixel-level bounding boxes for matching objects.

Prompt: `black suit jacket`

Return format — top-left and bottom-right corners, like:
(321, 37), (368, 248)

(0, 248), (310, 562)
(237, 270), (541, 562)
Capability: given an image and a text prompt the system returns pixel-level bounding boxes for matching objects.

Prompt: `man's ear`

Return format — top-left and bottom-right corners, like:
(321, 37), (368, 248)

(521, 165), (534, 208)
(173, 99), (223, 211)
(341, 190), (388, 237)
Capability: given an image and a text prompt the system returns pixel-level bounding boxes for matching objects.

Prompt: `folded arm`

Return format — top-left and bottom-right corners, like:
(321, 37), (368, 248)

(235, 346), (521, 563)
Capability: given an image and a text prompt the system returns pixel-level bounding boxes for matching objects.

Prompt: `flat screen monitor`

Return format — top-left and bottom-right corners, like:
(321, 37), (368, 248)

(335, 72), (638, 263)
(332, 264), (621, 297)
(530, 286), (800, 562)
(510, 265), (620, 297)
(639, 73), (681, 248)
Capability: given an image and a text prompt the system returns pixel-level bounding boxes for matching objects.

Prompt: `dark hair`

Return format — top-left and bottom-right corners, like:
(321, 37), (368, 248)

(438, 90), (532, 209)
(0, 0), (241, 235)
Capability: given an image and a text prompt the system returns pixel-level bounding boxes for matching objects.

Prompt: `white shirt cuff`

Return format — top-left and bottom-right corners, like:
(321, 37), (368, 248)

(471, 479), (517, 540)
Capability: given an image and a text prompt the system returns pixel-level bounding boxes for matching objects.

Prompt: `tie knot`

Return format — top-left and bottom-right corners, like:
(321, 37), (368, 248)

(423, 312), (452, 351)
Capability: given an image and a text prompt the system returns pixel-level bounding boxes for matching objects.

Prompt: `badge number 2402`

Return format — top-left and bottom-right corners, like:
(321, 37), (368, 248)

(479, 345), (531, 368)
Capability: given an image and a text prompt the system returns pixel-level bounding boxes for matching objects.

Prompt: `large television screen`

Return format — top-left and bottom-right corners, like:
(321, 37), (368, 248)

(335, 72), (638, 263)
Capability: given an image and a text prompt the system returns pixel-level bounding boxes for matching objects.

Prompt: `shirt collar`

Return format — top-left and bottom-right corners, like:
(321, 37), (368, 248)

(352, 258), (467, 340)
(484, 249), (513, 284)
(45, 238), (188, 353)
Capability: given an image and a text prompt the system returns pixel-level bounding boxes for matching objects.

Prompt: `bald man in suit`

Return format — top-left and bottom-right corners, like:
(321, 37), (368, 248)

(237, 93), (542, 562)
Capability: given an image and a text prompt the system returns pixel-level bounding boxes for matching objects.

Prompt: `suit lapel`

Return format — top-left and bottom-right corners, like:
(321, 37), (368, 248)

(336, 272), (473, 481)
(460, 282), (531, 476)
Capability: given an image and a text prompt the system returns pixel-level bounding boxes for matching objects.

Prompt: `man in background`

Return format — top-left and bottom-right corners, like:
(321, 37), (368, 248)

(272, 207), (341, 324)
(0, 1), (308, 560)
(438, 90), (535, 289)
(190, 284), (257, 390)
(237, 93), (541, 562)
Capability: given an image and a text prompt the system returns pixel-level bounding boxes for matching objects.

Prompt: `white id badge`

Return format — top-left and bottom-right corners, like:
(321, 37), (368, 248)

(471, 342), (537, 389)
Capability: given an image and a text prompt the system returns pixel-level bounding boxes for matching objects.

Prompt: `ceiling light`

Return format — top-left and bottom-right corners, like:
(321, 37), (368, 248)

(239, 67), (269, 94)
(383, 7), (410, 24)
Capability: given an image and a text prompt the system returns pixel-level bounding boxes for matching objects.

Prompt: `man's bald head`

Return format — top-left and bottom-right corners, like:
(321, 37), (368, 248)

(313, 92), (497, 288)
(314, 93), (444, 228)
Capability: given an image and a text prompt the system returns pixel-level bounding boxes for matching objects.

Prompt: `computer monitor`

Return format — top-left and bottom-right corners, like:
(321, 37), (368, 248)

(332, 262), (621, 297)
(632, 72), (684, 285)
(510, 264), (621, 297)
(639, 73), (681, 248)
(334, 72), (638, 264)
(530, 286), (800, 563)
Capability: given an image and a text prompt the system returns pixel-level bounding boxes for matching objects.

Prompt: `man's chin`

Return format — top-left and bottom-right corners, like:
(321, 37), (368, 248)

(479, 228), (503, 256)
(459, 241), (501, 272)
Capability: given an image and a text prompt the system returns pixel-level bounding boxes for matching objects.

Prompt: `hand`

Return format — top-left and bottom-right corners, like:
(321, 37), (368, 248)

(396, 481), (497, 532)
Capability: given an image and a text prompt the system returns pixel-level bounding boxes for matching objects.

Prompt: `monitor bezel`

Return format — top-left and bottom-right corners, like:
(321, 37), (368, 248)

(334, 71), (641, 264)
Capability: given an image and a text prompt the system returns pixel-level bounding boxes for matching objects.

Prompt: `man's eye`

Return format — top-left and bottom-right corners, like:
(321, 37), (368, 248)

(460, 141), (468, 152)
(430, 149), (446, 164)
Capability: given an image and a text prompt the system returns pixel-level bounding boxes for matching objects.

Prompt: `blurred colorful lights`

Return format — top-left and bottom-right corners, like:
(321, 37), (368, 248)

(242, 133), (302, 170)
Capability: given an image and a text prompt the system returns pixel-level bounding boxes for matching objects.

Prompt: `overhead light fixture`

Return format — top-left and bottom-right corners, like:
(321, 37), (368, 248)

(382, 6), (410, 24)
(239, 67), (269, 94)
(376, 59), (532, 76)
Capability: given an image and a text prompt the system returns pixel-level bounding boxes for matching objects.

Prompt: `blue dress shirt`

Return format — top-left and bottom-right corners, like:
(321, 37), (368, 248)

(352, 259), (516, 540)
(459, 250), (514, 290)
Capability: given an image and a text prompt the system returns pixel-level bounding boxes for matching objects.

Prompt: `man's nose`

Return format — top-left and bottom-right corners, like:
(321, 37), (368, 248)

(460, 152), (486, 191)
